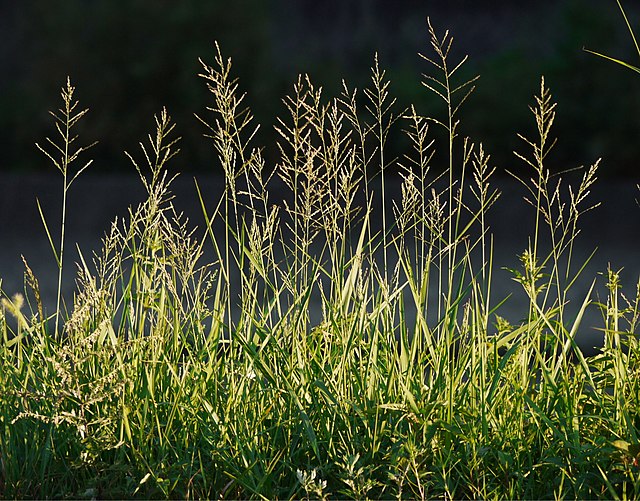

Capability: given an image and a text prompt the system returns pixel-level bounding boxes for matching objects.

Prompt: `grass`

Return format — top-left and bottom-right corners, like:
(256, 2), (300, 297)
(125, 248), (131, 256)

(584, 0), (640, 75)
(1, 18), (640, 499)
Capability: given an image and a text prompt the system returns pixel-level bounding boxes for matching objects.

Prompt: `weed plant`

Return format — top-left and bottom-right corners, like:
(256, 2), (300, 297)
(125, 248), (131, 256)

(1, 19), (640, 499)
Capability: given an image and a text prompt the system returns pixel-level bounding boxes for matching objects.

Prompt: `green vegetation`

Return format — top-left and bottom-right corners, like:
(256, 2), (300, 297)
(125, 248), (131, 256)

(585, 0), (640, 74)
(1, 19), (640, 499)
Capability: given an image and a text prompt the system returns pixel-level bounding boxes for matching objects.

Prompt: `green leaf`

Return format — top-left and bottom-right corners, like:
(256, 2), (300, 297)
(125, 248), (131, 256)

(612, 439), (640, 457)
(583, 49), (640, 75)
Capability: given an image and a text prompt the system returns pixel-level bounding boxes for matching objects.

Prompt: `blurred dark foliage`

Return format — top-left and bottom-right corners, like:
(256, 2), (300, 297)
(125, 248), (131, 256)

(0, 0), (638, 177)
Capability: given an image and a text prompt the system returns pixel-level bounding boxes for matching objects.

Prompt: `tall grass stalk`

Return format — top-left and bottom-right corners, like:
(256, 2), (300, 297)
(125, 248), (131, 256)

(35, 78), (96, 335)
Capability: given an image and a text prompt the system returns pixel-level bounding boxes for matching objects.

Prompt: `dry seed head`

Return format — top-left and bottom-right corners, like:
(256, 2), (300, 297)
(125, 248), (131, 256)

(1, 293), (25, 325)
(22, 255), (44, 321)
(395, 171), (419, 235)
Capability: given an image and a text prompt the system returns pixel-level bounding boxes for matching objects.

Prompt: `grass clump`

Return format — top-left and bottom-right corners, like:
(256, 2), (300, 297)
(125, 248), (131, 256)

(1, 19), (640, 499)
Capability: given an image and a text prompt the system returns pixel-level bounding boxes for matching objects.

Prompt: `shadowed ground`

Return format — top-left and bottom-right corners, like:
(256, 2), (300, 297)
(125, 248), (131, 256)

(1, 172), (638, 355)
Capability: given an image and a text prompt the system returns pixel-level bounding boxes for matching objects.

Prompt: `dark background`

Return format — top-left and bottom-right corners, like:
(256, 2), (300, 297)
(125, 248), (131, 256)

(1, 0), (639, 177)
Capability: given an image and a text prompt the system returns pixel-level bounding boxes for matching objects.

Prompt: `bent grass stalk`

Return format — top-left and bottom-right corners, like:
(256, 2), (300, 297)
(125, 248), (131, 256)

(584, 0), (640, 75)
(1, 21), (640, 499)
